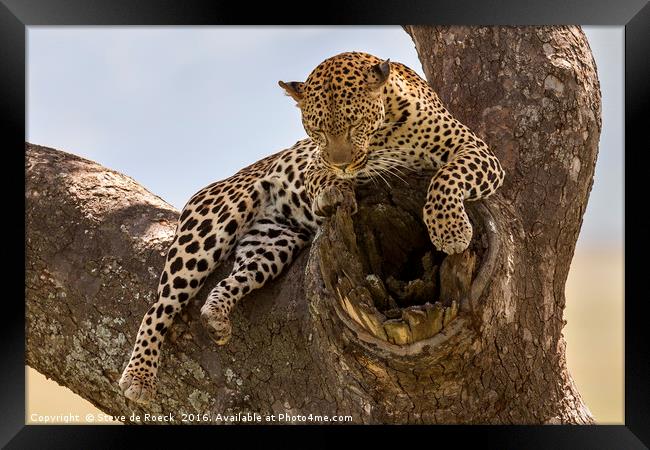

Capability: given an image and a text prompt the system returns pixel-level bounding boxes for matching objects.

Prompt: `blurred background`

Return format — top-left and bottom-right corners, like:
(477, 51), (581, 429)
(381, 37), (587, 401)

(26, 26), (623, 424)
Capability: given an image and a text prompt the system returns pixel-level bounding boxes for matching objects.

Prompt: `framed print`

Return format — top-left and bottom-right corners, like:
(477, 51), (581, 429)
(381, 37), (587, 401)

(5, 0), (649, 447)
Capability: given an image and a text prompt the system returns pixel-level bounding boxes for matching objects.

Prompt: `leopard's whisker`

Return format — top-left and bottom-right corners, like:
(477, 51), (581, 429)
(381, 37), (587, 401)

(371, 162), (410, 185)
(360, 166), (380, 187)
(371, 165), (392, 188)
(376, 163), (410, 181)
(379, 121), (408, 127)
(373, 157), (416, 171)
(368, 156), (418, 173)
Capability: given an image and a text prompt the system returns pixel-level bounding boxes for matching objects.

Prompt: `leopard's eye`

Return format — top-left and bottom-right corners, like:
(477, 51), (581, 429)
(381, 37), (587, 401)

(310, 128), (327, 144)
(350, 119), (364, 132)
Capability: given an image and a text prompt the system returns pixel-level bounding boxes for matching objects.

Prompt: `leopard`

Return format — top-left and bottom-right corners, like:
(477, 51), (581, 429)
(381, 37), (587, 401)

(119, 51), (505, 404)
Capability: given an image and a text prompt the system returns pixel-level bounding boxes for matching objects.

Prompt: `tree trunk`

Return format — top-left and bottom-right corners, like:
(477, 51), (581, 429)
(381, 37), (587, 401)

(25, 25), (600, 424)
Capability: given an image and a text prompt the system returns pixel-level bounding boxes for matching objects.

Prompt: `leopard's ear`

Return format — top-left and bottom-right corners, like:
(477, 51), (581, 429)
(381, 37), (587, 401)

(366, 59), (391, 91)
(278, 81), (304, 104)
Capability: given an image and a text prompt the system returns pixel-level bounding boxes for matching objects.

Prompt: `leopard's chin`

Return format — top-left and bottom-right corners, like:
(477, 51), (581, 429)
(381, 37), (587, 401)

(326, 164), (363, 179)
(340, 159), (368, 179)
(337, 171), (361, 180)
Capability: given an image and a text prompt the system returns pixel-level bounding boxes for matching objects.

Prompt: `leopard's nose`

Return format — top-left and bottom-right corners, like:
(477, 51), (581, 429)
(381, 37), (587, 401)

(333, 162), (349, 171)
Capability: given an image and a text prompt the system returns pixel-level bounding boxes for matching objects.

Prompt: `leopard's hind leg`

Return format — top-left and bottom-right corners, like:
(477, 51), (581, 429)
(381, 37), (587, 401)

(118, 181), (260, 404)
(200, 217), (312, 345)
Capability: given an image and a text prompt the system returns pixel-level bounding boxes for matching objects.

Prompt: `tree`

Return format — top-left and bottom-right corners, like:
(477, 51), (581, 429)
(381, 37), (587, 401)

(25, 25), (600, 424)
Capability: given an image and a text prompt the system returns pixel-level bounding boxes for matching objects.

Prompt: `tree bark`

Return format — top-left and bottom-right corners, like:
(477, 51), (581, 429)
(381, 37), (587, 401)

(25, 25), (600, 424)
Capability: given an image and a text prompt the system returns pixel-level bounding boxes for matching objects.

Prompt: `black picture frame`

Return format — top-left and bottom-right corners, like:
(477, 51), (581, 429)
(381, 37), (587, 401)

(5, 0), (648, 447)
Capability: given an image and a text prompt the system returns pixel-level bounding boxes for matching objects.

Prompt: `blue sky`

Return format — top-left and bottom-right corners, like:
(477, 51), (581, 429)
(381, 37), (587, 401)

(27, 26), (623, 248)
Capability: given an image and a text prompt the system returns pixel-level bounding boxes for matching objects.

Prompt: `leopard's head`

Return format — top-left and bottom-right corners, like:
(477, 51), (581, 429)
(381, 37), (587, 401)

(280, 52), (391, 178)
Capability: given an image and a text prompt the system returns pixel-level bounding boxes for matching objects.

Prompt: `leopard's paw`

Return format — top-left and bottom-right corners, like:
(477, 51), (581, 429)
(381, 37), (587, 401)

(200, 308), (232, 346)
(424, 200), (473, 255)
(312, 185), (357, 217)
(119, 366), (157, 405)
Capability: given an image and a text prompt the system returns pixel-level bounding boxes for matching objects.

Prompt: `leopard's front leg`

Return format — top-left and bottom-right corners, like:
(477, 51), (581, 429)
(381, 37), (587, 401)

(305, 160), (357, 217)
(424, 142), (505, 254)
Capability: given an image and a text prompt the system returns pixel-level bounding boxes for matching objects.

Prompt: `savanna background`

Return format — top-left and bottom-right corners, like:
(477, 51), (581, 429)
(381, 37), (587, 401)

(26, 26), (623, 424)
